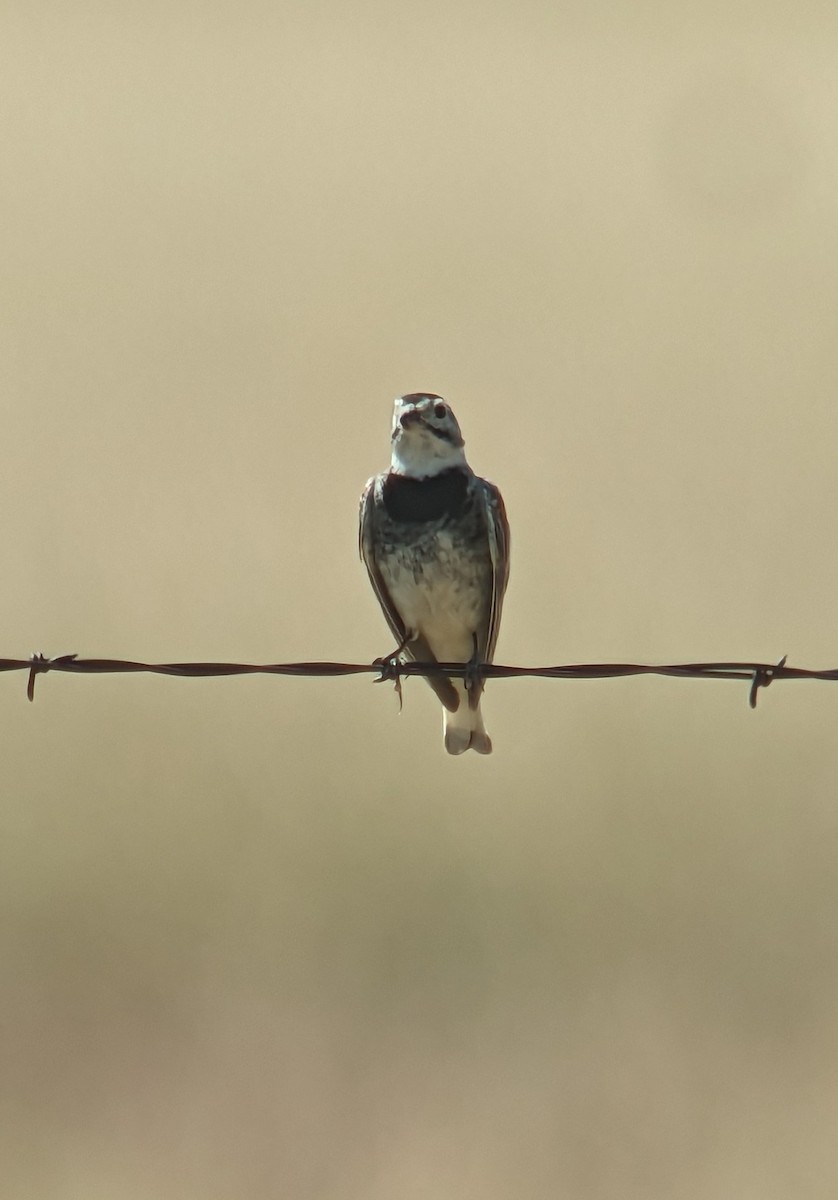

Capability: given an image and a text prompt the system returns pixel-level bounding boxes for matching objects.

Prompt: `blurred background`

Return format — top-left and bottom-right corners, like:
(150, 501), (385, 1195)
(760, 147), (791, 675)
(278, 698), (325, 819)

(3, 2), (838, 1196)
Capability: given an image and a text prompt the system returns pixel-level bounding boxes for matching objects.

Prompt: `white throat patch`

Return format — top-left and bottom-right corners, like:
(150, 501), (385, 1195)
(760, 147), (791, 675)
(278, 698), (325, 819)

(389, 395), (468, 479)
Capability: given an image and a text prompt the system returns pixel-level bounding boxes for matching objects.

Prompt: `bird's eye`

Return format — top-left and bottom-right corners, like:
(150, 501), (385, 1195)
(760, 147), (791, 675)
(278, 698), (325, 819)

(434, 403), (447, 419)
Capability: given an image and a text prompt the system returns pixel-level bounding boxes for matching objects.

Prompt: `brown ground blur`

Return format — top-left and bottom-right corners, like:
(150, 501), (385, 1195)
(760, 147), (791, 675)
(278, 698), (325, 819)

(3, 4), (838, 1197)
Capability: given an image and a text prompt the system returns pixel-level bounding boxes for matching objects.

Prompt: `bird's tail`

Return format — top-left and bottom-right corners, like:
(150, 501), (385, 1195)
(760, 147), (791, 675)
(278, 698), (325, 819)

(443, 698), (492, 755)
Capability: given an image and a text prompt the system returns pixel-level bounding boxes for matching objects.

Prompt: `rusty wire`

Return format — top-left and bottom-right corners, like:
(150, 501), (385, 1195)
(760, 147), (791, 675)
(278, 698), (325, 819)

(0, 650), (830, 708)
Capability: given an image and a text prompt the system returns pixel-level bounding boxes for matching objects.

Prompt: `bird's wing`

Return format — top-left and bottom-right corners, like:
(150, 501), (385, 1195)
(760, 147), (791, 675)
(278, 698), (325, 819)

(475, 477), (511, 665)
(359, 476), (461, 713)
(359, 476), (407, 648)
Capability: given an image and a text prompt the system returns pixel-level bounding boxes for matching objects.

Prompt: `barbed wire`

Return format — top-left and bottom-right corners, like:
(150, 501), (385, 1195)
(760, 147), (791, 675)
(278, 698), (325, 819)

(1, 650), (832, 708)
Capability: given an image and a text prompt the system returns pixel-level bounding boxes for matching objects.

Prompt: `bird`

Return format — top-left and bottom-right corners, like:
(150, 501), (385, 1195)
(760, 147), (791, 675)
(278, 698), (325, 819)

(359, 393), (510, 754)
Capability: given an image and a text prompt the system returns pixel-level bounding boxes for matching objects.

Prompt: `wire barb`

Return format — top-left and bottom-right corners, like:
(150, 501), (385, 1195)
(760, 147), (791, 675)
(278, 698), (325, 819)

(749, 655), (788, 709)
(26, 652), (79, 701)
(27, 653), (50, 702)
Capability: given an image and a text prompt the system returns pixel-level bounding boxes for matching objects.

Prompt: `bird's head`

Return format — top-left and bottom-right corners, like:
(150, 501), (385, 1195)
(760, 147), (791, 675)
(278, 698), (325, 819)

(390, 393), (467, 478)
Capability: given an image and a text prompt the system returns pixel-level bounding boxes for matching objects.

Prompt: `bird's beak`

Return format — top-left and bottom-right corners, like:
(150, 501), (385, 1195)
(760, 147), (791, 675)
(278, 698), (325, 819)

(399, 408), (422, 430)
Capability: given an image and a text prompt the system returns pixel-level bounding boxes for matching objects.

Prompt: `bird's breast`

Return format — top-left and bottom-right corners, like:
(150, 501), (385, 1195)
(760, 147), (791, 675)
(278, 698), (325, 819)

(377, 527), (490, 655)
(382, 468), (470, 523)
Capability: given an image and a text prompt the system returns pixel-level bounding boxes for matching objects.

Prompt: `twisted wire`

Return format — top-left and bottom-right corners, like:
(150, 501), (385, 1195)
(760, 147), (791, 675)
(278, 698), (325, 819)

(0, 650), (819, 708)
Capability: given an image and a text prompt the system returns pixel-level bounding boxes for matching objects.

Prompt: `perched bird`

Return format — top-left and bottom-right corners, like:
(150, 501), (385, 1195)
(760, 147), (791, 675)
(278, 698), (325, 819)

(359, 393), (510, 754)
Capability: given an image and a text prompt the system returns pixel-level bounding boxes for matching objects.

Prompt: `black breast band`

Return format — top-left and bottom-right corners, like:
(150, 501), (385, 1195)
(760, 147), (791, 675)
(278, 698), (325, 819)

(383, 469), (470, 523)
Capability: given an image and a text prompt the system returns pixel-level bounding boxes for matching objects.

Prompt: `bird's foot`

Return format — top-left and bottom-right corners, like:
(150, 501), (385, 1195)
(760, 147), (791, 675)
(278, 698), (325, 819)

(373, 638), (410, 712)
(463, 634), (486, 701)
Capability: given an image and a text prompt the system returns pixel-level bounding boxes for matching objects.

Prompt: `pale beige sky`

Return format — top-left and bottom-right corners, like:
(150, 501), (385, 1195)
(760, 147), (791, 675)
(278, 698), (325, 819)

(3, 5), (838, 1197)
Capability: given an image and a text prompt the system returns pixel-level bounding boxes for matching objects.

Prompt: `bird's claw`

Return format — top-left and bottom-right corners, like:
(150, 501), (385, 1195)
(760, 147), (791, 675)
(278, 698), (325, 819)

(463, 634), (485, 697)
(373, 650), (405, 712)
